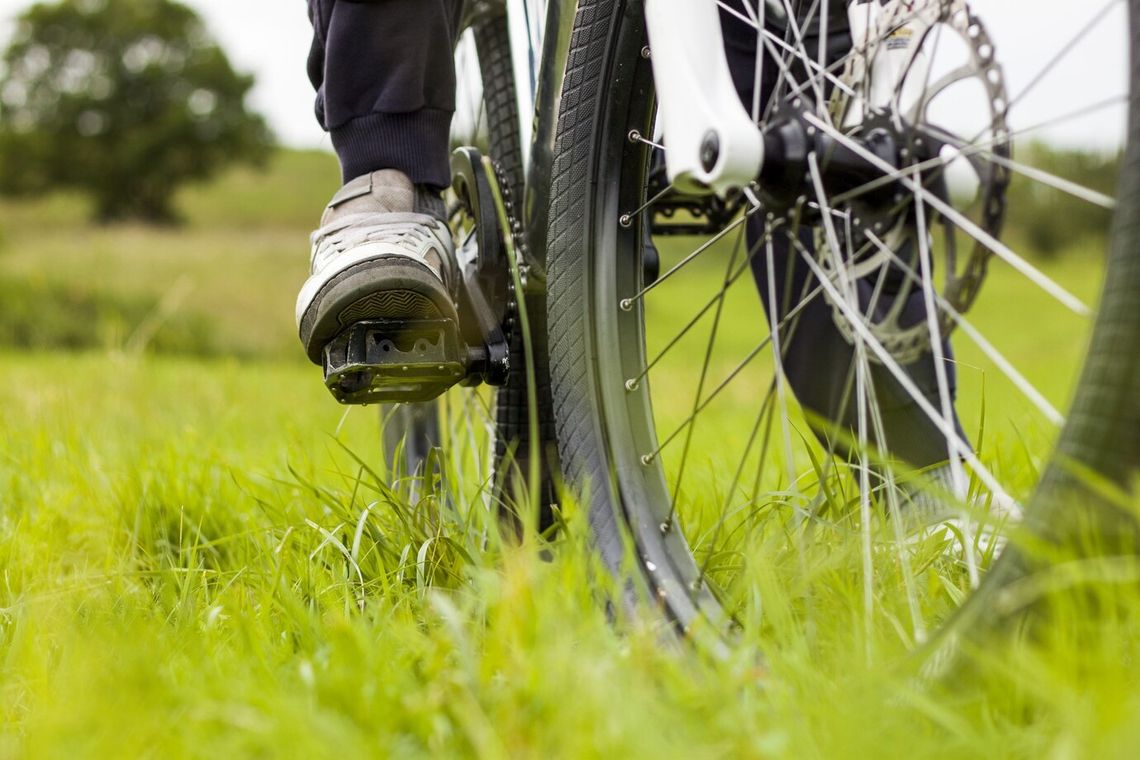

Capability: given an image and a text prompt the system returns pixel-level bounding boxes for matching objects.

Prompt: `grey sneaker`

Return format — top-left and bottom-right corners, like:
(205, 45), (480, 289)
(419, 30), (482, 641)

(296, 170), (458, 364)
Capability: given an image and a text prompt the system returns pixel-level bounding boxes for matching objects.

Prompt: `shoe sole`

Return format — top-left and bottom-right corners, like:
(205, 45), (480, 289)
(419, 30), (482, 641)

(298, 257), (458, 365)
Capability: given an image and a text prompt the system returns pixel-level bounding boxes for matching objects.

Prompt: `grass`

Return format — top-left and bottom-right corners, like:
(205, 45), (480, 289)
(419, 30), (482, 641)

(0, 150), (340, 359)
(0, 151), (1138, 757)
(4, 353), (1140, 758)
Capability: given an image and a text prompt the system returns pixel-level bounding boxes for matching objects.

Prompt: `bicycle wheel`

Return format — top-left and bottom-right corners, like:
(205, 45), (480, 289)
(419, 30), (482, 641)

(383, 8), (558, 522)
(547, 0), (1139, 642)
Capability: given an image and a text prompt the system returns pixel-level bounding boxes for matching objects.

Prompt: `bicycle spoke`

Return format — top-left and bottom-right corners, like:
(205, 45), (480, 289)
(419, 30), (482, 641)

(764, 26), (856, 98)
(832, 94), (1131, 207)
(920, 125), (1117, 210)
(912, 177), (980, 586)
(851, 230), (884, 659)
(765, 230), (801, 492)
(631, 222), (784, 388)
(1006, 0), (1122, 116)
(754, 0), (828, 126)
(863, 367), (928, 644)
(1012, 93), (1132, 142)
(643, 280), (826, 465)
(621, 211), (756, 309)
(777, 0), (834, 120)
(862, 229), (1065, 426)
(777, 3), (940, 109)
(818, 0), (830, 109)
(695, 379), (779, 593)
(803, 112), (1092, 317)
(808, 150), (881, 634)
(741, 216), (841, 515)
(623, 176), (675, 225)
(719, 2), (859, 101)
(752, 0), (767, 123)
(756, 32), (810, 109)
(663, 222), (751, 527)
(855, 315), (875, 660)
(629, 130), (667, 153)
(791, 235), (1013, 503)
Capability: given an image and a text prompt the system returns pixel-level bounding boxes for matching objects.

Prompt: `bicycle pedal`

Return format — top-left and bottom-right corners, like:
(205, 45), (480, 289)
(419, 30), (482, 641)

(322, 318), (467, 405)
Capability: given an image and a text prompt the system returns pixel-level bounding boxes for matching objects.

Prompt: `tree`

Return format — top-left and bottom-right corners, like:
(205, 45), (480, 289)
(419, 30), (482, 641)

(0, 0), (273, 223)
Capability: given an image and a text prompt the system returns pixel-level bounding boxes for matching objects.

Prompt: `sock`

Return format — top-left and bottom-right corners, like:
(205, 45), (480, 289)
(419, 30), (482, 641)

(414, 184), (447, 223)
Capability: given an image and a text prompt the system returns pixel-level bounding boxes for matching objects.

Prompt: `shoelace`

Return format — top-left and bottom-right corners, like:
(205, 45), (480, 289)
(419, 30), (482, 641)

(309, 212), (451, 284)
(312, 212), (438, 254)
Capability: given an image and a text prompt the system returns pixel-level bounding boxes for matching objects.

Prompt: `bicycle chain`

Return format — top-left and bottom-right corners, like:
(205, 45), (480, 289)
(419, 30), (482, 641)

(489, 158), (528, 346)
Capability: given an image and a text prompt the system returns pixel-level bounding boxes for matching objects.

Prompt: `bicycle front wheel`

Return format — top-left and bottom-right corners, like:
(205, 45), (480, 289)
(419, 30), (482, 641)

(547, 0), (1140, 642)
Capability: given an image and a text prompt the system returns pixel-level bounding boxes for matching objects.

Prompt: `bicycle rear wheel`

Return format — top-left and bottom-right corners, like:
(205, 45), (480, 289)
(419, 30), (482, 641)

(547, 0), (1140, 642)
(383, 8), (558, 523)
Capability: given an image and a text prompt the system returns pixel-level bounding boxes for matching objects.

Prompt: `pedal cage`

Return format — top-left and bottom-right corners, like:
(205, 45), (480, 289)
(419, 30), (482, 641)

(323, 318), (468, 405)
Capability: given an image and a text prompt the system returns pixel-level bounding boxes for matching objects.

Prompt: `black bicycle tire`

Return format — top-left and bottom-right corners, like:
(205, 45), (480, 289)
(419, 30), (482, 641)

(546, 0), (1140, 633)
(474, 14), (561, 526)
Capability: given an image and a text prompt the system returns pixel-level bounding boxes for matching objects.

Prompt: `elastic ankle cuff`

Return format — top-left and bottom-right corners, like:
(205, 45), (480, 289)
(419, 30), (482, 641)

(331, 109), (453, 188)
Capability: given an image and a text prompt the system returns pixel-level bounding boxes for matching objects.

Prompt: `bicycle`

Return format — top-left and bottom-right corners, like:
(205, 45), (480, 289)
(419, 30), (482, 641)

(322, 0), (1140, 652)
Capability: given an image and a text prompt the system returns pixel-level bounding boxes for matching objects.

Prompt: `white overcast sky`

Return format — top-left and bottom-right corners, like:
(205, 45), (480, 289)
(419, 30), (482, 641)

(0, 0), (1128, 150)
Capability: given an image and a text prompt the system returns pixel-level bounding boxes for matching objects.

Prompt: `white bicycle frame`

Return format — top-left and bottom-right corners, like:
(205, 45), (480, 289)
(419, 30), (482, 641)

(493, 0), (776, 206)
(642, 0), (766, 193)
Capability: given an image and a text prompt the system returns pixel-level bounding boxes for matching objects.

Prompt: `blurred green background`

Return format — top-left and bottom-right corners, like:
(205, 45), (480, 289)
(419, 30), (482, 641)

(0, 149), (338, 360)
(0, 1), (1135, 758)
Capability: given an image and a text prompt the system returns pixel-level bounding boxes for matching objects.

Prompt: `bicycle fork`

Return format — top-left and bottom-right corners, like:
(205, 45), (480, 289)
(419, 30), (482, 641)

(644, 0), (940, 199)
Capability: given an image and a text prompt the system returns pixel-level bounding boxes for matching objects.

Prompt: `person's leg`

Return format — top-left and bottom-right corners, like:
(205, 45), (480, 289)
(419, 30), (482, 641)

(306, 0), (463, 189)
(721, 8), (968, 470)
(297, 0), (464, 368)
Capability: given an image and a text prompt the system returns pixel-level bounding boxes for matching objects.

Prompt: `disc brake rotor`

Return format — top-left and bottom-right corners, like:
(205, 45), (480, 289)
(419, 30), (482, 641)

(814, 0), (1011, 364)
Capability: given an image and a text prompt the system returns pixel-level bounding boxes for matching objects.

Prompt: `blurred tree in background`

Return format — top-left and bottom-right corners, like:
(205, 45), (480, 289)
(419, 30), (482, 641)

(0, 0), (273, 223)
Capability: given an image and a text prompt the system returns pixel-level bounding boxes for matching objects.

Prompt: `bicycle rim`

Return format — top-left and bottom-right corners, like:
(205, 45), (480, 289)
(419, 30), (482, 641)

(548, 0), (1137, 646)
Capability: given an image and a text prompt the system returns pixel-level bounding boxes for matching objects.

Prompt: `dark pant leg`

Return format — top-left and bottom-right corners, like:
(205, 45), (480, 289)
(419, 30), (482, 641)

(721, 10), (968, 468)
(307, 0), (463, 188)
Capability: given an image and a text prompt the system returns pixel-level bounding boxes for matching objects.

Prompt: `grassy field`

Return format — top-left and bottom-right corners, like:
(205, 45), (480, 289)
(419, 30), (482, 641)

(0, 150), (340, 360)
(1, 151), (1138, 758)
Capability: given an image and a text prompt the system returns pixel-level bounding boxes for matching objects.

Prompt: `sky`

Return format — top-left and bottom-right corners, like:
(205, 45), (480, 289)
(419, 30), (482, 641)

(0, 0), (1128, 151)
